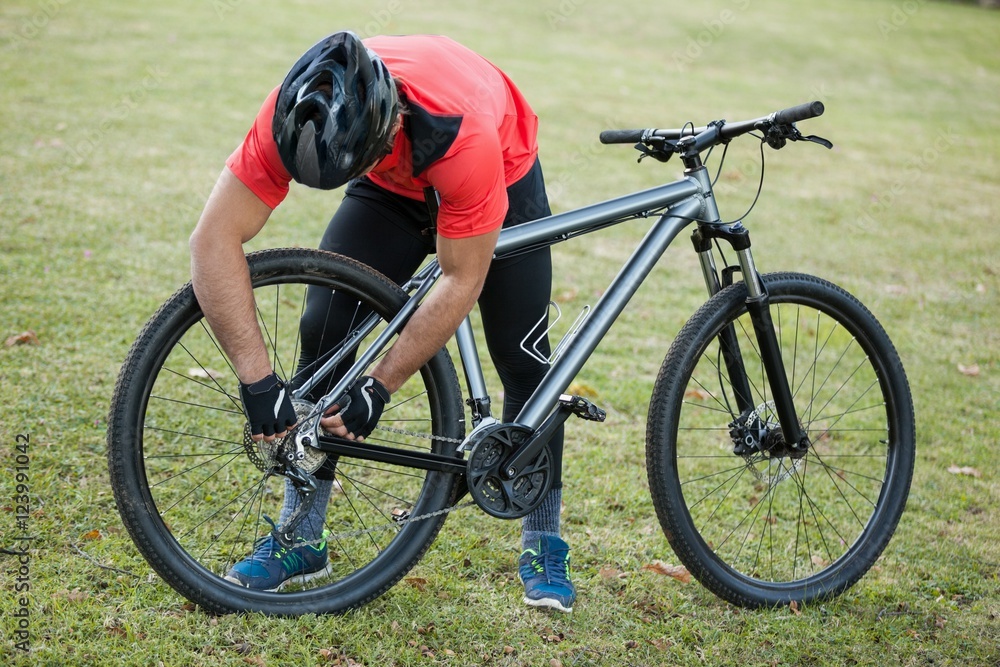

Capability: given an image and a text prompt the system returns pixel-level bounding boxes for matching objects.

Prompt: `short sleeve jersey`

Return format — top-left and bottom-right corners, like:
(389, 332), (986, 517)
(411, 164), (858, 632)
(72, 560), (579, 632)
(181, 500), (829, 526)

(226, 34), (539, 239)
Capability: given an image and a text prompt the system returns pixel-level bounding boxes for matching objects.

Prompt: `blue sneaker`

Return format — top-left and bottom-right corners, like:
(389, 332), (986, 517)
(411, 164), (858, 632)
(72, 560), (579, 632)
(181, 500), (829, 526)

(224, 530), (330, 591)
(519, 535), (576, 612)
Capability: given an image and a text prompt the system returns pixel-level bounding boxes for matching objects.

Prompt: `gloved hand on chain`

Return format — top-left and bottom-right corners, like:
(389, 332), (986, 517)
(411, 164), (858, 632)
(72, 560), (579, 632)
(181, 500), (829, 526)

(322, 376), (390, 440)
(239, 372), (297, 441)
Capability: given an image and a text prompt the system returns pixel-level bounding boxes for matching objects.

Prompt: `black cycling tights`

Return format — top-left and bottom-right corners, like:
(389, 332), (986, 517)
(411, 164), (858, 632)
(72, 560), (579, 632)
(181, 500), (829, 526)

(295, 160), (563, 486)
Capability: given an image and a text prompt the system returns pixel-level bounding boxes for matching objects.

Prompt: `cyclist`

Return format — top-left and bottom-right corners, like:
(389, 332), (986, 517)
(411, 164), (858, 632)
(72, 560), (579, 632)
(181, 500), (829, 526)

(188, 31), (575, 612)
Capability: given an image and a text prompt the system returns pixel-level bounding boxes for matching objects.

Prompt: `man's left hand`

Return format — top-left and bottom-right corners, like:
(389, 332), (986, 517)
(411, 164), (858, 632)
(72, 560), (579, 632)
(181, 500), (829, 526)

(321, 376), (390, 440)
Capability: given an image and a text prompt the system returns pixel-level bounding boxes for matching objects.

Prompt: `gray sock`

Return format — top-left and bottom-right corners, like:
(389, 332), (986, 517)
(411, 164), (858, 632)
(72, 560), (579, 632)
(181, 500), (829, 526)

(277, 476), (334, 542)
(521, 486), (562, 550)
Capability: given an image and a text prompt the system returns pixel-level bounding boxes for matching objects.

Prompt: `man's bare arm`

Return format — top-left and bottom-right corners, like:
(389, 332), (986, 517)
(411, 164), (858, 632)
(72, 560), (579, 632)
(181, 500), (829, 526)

(320, 228), (500, 437)
(189, 167), (275, 386)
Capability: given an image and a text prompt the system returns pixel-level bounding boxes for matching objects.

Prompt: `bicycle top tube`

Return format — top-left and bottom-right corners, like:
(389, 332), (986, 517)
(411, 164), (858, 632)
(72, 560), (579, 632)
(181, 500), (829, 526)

(493, 179), (701, 258)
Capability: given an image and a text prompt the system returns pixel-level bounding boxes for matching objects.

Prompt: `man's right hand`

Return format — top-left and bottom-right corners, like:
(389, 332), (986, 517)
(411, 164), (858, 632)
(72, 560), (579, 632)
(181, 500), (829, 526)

(239, 372), (297, 441)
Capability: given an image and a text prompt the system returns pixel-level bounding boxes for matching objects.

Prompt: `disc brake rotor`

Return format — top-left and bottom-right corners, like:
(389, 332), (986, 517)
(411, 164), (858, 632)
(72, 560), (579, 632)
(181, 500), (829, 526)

(242, 398), (327, 474)
(740, 401), (803, 487)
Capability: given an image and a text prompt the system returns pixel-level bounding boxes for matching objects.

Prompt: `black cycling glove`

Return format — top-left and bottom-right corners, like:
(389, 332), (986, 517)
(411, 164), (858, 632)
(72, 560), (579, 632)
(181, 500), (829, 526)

(337, 376), (390, 439)
(239, 372), (297, 438)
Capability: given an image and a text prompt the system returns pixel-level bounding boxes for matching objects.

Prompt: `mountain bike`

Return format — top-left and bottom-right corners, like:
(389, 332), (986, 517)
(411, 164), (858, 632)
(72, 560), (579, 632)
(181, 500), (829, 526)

(107, 101), (915, 616)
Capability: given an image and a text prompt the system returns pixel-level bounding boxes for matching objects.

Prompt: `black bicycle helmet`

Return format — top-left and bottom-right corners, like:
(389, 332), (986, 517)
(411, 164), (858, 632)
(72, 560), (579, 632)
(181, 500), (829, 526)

(272, 31), (399, 189)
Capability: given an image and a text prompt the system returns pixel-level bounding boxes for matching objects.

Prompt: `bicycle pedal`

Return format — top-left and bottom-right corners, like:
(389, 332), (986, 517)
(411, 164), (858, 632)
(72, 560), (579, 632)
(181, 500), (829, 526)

(558, 394), (607, 422)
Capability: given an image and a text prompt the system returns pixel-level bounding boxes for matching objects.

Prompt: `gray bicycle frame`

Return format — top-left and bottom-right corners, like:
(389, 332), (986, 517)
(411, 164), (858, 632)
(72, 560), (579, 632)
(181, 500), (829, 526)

(294, 165), (743, 444)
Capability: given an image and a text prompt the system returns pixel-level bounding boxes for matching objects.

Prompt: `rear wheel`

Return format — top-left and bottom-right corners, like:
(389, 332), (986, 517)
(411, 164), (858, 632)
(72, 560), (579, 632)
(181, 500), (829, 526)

(647, 272), (914, 607)
(107, 249), (465, 615)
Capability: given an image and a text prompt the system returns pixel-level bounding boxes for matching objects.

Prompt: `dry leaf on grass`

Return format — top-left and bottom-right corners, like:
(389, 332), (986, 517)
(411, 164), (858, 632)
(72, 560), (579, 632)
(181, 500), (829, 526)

(56, 588), (88, 603)
(789, 600), (801, 615)
(957, 363), (980, 377)
(684, 388), (714, 401)
(947, 465), (982, 478)
(188, 367), (224, 380)
(641, 560), (692, 583)
(5, 331), (40, 347)
(405, 577), (428, 592)
(82, 529), (102, 540)
(567, 381), (598, 398)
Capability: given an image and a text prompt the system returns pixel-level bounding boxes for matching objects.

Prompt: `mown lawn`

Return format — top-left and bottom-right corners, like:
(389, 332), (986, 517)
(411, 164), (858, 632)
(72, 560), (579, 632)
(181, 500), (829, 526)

(1, 0), (997, 665)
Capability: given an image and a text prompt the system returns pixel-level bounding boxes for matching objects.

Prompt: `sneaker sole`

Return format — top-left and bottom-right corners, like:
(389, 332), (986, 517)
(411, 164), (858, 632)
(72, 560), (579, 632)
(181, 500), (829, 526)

(224, 562), (333, 592)
(523, 595), (573, 613)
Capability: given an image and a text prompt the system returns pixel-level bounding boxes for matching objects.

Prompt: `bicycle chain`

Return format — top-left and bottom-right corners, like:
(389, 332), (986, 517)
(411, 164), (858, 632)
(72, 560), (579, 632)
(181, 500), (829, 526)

(301, 499), (478, 547)
(280, 423), (470, 548)
(373, 423), (466, 445)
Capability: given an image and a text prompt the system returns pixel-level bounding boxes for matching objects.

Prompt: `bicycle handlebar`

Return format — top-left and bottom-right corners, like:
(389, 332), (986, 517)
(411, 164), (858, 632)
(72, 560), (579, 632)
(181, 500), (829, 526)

(599, 100), (825, 146)
(772, 100), (824, 125)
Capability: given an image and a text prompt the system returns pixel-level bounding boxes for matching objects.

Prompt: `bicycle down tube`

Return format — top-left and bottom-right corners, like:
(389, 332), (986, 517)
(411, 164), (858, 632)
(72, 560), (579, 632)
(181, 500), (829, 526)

(299, 178), (704, 463)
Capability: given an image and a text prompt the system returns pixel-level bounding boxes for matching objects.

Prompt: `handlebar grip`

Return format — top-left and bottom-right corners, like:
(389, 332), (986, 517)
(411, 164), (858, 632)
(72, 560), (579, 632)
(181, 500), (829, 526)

(772, 101), (825, 125)
(599, 129), (645, 144)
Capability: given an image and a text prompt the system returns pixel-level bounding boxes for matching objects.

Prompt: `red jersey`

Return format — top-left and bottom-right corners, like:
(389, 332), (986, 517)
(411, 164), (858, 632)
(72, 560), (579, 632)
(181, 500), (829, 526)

(226, 35), (539, 239)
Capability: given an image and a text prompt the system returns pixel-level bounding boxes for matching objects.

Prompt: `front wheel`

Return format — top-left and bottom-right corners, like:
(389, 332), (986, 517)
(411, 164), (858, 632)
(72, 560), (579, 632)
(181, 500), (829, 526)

(646, 272), (914, 608)
(107, 249), (465, 615)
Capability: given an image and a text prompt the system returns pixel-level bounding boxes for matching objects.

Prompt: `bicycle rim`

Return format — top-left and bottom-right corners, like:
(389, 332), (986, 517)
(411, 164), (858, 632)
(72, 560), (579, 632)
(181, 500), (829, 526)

(108, 249), (464, 615)
(648, 272), (914, 607)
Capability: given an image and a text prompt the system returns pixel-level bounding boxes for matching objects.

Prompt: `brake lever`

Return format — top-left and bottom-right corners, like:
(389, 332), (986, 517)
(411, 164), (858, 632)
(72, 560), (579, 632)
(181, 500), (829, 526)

(798, 134), (833, 149)
(765, 124), (833, 150)
(634, 138), (677, 163)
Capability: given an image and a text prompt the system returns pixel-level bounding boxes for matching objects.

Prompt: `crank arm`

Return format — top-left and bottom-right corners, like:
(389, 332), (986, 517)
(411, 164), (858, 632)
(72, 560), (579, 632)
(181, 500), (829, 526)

(500, 394), (600, 479)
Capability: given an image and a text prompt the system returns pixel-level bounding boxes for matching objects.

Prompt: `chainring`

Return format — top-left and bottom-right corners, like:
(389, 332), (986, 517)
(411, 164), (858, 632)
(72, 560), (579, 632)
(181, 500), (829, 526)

(466, 424), (552, 519)
(242, 398), (327, 474)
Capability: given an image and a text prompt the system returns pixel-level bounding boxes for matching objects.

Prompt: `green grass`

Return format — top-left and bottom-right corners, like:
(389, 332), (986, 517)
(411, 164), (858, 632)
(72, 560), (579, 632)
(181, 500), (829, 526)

(1, 0), (998, 665)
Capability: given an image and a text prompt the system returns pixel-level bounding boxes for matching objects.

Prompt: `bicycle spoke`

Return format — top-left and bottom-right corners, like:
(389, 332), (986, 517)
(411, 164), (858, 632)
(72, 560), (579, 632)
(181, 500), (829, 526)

(657, 274), (910, 601)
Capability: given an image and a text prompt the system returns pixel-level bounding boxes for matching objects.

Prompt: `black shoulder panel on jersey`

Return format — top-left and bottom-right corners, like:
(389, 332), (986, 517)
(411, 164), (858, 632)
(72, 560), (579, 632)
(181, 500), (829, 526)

(404, 100), (463, 178)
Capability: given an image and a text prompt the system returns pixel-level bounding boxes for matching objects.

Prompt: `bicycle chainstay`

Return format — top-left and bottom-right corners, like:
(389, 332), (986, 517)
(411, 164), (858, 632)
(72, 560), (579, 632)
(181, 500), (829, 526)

(273, 423), (472, 548)
(270, 396), (605, 547)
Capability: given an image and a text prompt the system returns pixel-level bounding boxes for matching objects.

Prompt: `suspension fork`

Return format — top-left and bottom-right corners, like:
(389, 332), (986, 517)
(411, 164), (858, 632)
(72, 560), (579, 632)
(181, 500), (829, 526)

(693, 223), (808, 451)
(693, 227), (754, 414)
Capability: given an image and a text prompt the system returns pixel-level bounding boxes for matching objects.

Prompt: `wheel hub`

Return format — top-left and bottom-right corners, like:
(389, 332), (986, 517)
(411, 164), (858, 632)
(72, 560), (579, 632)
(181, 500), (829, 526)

(730, 401), (808, 459)
(242, 398), (327, 474)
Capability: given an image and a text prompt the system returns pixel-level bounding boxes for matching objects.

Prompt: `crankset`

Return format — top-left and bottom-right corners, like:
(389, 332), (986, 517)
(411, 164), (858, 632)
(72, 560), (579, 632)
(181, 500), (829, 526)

(465, 424), (552, 519)
(242, 398), (328, 474)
